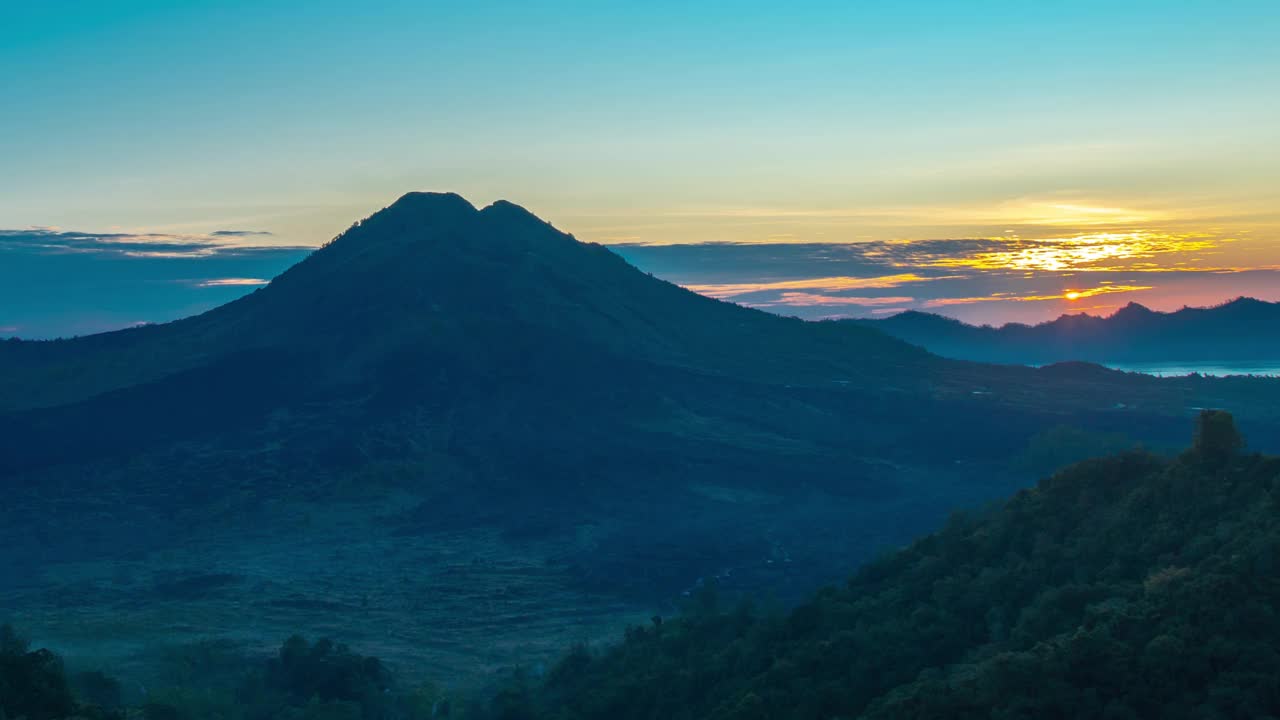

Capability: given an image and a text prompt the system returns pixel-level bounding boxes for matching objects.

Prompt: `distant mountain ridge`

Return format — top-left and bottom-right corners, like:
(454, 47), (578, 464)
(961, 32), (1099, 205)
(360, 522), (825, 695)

(851, 297), (1280, 366)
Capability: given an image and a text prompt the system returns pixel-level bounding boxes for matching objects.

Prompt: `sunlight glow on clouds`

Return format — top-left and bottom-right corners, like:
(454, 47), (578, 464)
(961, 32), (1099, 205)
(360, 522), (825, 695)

(617, 226), (1280, 326)
(0, 229), (303, 259)
(923, 284), (1155, 308)
(684, 273), (930, 298)
(192, 278), (270, 288)
(769, 294), (916, 307)
(921, 231), (1222, 273)
(1, 2), (1276, 335)
(975, 201), (1166, 228)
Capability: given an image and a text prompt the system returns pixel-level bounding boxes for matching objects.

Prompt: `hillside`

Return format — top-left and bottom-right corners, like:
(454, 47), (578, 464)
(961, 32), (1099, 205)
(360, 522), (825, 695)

(0, 192), (927, 415)
(504, 411), (1280, 719)
(4, 193), (1280, 683)
(852, 298), (1280, 367)
(6, 412), (1275, 720)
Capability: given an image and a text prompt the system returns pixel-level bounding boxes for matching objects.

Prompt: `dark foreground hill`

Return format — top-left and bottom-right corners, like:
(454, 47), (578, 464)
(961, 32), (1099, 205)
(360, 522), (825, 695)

(3, 193), (1280, 683)
(497, 412), (1280, 720)
(6, 413), (1276, 720)
(852, 298), (1280, 367)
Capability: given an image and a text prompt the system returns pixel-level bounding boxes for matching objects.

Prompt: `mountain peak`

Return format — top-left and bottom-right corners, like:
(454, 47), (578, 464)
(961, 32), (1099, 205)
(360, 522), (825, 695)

(1112, 301), (1154, 319)
(481, 199), (532, 216)
(479, 199), (564, 235)
(386, 191), (477, 215)
(1221, 296), (1267, 309)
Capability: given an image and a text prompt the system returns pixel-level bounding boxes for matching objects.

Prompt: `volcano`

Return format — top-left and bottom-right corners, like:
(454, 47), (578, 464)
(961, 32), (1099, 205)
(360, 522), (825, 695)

(3, 193), (1279, 682)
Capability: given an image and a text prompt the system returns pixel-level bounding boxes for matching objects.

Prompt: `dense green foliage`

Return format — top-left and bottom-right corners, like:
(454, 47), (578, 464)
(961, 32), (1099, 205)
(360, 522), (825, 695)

(1, 624), (77, 720)
(6, 413), (1279, 719)
(489, 412), (1280, 719)
(0, 632), (464, 720)
(0, 624), (120, 720)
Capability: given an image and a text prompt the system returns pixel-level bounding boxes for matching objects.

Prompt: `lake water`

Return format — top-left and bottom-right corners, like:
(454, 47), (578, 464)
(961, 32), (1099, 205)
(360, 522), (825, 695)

(1104, 362), (1280, 378)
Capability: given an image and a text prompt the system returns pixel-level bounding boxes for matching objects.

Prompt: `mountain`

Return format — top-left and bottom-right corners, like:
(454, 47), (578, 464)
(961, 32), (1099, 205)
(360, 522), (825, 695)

(0, 192), (925, 415)
(499, 412), (1280, 719)
(4, 193), (1280, 683)
(852, 298), (1280, 367)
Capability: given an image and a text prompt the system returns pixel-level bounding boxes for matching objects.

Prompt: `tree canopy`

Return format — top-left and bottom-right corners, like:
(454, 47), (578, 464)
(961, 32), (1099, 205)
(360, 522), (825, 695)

(489, 413), (1280, 719)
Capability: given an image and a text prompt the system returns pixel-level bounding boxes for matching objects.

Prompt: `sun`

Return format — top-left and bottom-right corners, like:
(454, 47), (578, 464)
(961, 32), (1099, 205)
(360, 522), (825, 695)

(1065, 291), (1082, 301)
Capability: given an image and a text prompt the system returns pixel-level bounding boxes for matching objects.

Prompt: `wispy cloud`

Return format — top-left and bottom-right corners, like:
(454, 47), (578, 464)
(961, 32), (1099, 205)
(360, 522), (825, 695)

(190, 277), (271, 288)
(579, 189), (1279, 250)
(923, 284), (1154, 308)
(657, 198), (1166, 228)
(0, 227), (312, 339)
(0, 229), (306, 259)
(210, 230), (274, 237)
(616, 235), (1280, 326)
(921, 232), (1221, 273)
(684, 273), (931, 299)
(767, 293), (916, 307)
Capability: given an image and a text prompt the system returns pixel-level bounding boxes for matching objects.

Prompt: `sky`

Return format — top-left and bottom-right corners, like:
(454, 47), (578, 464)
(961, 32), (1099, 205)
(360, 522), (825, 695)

(2, 1), (1279, 337)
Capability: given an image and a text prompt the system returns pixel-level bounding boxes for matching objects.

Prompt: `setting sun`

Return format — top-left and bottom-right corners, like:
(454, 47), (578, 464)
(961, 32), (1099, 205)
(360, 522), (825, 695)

(1065, 291), (1082, 300)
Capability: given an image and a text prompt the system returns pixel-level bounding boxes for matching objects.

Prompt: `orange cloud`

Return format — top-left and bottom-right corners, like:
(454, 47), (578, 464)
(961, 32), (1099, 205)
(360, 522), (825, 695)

(685, 273), (929, 299)
(923, 231), (1219, 273)
(923, 284), (1152, 307)
(195, 278), (270, 287)
(765, 293), (916, 307)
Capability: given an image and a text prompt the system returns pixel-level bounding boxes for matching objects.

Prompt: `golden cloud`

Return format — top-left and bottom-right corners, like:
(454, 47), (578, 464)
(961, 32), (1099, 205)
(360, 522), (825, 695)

(921, 232), (1220, 273)
(684, 273), (929, 299)
(194, 278), (271, 288)
(923, 284), (1153, 307)
(761, 293), (916, 307)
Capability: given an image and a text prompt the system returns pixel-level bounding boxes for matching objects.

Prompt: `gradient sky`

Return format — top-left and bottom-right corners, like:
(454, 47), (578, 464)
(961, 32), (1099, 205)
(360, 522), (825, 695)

(3, 1), (1279, 337)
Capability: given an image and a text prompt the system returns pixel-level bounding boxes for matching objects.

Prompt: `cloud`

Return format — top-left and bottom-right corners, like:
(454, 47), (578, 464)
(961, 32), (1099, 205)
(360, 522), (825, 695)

(767, 293), (916, 307)
(210, 230), (274, 237)
(190, 278), (271, 288)
(615, 237), (1280, 326)
(0, 228), (312, 339)
(684, 273), (931, 299)
(617, 230), (1249, 287)
(922, 284), (1154, 308)
(0, 229), (309, 259)
(921, 232), (1221, 273)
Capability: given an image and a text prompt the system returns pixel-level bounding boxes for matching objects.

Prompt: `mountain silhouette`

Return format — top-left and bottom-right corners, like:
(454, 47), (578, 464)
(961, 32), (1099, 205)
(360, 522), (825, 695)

(852, 298), (1280, 366)
(4, 193), (1280, 680)
(0, 193), (924, 414)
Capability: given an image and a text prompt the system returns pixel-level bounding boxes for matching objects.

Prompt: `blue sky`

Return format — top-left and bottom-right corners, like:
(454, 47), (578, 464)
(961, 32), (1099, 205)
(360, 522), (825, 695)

(3, 1), (1279, 336)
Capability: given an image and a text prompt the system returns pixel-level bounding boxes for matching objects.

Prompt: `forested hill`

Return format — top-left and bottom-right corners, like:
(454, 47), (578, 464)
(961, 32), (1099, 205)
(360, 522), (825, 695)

(3, 419), (1279, 718)
(5, 193), (1280, 687)
(499, 411), (1280, 720)
(851, 297), (1280, 366)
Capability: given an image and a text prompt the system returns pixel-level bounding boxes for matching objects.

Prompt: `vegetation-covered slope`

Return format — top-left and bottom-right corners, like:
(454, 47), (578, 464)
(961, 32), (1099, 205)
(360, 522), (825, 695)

(498, 412), (1280, 720)
(6, 412), (1276, 719)
(4, 193), (1280, 684)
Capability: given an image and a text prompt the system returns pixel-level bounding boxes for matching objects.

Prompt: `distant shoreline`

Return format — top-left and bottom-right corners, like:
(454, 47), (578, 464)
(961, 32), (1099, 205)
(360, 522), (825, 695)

(1100, 361), (1280, 378)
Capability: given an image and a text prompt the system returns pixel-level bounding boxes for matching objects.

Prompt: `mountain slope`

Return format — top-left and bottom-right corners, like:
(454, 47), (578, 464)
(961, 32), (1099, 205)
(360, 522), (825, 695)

(507, 412), (1280, 719)
(0, 193), (925, 414)
(4, 193), (1279, 478)
(852, 298), (1280, 366)
(3, 193), (1280, 683)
